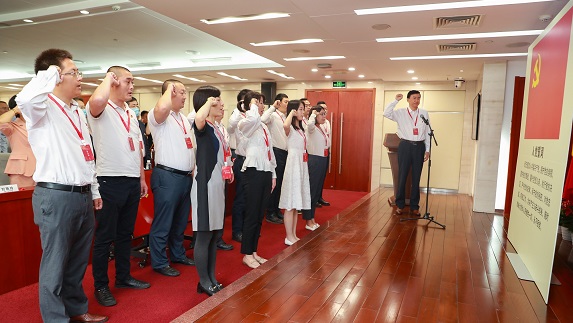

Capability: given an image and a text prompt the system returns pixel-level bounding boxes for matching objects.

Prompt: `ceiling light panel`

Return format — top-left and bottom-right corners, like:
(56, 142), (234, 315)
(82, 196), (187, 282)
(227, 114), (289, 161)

(201, 13), (289, 24)
(133, 76), (163, 84)
(173, 74), (206, 83)
(355, 0), (558, 15)
(250, 39), (323, 47)
(267, 70), (295, 79)
(390, 53), (527, 60)
(377, 30), (543, 43)
(217, 72), (247, 81)
(284, 56), (345, 61)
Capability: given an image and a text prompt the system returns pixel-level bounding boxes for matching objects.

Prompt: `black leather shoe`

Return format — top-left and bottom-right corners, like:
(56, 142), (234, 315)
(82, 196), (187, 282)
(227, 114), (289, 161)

(197, 282), (217, 296)
(266, 213), (283, 224)
(318, 198), (330, 206)
(153, 265), (180, 277)
(94, 287), (116, 307)
(172, 256), (195, 266)
(214, 282), (223, 291)
(276, 212), (284, 220)
(315, 201), (322, 208)
(115, 277), (150, 289)
(70, 313), (109, 323)
(232, 232), (243, 242)
(217, 240), (234, 251)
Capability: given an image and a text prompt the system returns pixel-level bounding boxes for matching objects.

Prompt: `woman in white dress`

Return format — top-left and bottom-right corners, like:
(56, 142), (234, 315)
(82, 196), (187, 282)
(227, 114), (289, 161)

(279, 100), (311, 245)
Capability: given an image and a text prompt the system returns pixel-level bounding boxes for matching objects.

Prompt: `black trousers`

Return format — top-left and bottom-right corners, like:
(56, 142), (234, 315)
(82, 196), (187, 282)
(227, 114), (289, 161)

(149, 167), (192, 269)
(231, 151), (245, 234)
(242, 168), (272, 254)
(92, 176), (141, 288)
(266, 147), (287, 215)
(396, 140), (425, 210)
(302, 154), (328, 220)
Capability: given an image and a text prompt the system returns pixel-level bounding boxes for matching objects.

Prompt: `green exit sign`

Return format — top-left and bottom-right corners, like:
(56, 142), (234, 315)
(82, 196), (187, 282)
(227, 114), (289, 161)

(332, 81), (346, 88)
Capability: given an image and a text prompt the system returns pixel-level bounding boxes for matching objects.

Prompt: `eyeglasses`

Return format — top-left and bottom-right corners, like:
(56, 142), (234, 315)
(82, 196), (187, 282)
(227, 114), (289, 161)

(62, 70), (83, 78)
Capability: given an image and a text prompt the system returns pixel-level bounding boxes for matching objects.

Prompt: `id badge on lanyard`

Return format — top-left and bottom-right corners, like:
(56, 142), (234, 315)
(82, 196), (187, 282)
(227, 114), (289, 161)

(81, 142), (95, 161)
(128, 137), (136, 151)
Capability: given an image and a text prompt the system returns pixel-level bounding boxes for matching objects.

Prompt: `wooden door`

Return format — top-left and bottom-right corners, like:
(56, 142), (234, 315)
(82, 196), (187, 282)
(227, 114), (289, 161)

(306, 89), (374, 192)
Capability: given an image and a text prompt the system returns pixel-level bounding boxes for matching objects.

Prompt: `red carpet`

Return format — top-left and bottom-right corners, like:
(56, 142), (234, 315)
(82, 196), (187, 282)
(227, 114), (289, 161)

(0, 189), (366, 323)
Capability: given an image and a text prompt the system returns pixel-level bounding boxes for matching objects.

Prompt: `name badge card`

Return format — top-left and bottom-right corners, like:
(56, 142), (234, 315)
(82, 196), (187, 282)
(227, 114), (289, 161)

(413, 128), (419, 136)
(185, 137), (193, 149)
(303, 151), (308, 162)
(139, 140), (144, 150)
(324, 148), (329, 157)
(128, 137), (136, 151)
(222, 165), (233, 180)
(81, 144), (95, 161)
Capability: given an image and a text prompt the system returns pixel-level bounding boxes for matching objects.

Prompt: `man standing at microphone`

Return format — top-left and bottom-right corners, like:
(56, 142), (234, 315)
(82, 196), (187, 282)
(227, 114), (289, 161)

(383, 90), (430, 216)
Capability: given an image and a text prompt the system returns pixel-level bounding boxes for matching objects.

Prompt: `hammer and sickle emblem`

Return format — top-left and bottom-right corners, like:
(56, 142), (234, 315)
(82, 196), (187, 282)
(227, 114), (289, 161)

(532, 53), (541, 88)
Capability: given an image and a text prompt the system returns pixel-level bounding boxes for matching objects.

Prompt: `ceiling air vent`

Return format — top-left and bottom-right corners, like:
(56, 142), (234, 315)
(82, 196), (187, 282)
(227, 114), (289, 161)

(437, 43), (477, 52)
(434, 15), (482, 29)
(317, 63), (332, 69)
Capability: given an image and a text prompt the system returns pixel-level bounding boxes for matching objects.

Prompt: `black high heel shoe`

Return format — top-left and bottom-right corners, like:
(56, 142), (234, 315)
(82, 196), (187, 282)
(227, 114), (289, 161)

(197, 283), (217, 296)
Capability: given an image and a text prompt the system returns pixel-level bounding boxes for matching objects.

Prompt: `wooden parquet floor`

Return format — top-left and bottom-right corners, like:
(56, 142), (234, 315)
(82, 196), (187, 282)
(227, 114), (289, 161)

(175, 188), (573, 322)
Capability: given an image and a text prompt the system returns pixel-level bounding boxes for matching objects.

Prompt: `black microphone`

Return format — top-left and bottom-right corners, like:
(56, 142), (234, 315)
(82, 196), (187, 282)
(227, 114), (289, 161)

(420, 114), (429, 125)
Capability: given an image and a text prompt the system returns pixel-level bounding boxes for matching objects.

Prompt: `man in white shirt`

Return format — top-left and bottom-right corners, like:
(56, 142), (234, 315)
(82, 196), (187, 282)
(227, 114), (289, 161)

(148, 79), (196, 277)
(383, 91), (431, 216)
(16, 48), (107, 323)
(261, 93), (289, 224)
(87, 66), (150, 307)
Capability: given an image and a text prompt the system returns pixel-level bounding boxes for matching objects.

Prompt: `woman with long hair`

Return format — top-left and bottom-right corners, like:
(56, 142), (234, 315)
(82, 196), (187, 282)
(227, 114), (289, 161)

(279, 100), (311, 245)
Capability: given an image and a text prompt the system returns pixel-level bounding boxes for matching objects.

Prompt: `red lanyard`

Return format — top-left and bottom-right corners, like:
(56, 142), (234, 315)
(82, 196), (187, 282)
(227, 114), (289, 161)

(171, 112), (187, 135)
(296, 128), (307, 151)
(262, 127), (271, 161)
(275, 111), (285, 122)
(206, 120), (231, 159)
(108, 102), (131, 133)
(302, 118), (307, 125)
(407, 108), (419, 126)
(316, 124), (329, 146)
(49, 94), (84, 141)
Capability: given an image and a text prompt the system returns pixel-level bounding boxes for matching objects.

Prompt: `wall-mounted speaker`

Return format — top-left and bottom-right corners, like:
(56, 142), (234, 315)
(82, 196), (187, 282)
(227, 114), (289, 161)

(261, 82), (276, 105)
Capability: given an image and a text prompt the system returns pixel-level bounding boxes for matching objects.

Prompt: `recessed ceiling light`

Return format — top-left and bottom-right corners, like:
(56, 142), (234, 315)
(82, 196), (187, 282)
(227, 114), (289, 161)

(377, 30), (542, 43)
(267, 70), (295, 79)
(217, 72), (247, 81)
(368, 81), (373, 84)
(348, 67), (356, 71)
(173, 74), (206, 83)
(325, 75), (332, 79)
(416, 82), (421, 85)
(407, 70), (415, 74)
(460, 69), (464, 72)
(412, 77), (418, 80)
(201, 13), (290, 24)
(390, 52), (527, 60)
(355, 0), (558, 15)
(311, 68), (318, 72)
(358, 74), (365, 78)
(23, 19), (33, 23)
(250, 39), (323, 47)
(284, 56), (345, 61)
(80, 10), (90, 15)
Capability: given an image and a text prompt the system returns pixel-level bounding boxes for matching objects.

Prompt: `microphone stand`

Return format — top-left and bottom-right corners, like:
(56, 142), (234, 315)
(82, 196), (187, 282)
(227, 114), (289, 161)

(400, 116), (445, 229)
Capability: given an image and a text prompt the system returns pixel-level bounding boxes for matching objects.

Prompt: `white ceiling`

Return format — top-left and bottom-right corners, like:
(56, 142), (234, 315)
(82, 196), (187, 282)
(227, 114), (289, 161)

(0, 0), (568, 89)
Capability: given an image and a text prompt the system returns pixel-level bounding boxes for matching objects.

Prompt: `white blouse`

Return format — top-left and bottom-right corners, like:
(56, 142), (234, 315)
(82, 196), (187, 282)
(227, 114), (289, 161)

(238, 104), (277, 178)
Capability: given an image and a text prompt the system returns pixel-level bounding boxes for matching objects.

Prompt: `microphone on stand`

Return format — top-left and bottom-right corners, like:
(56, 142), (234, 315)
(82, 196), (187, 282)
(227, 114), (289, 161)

(420, 114), (429, 125)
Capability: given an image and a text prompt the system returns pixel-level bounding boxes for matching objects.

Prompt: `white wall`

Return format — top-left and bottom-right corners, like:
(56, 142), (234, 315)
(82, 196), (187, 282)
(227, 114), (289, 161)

(495, 60), (527, 209)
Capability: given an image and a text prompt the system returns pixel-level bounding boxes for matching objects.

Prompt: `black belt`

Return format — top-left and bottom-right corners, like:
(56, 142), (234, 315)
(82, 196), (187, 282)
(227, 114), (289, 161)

(37, 182), (91, 194)
(400, 139), (424, 145)
(155, 164), (193, 176)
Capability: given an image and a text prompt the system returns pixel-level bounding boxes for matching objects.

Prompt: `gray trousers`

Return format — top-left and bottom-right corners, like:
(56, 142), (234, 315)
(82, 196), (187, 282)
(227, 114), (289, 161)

(33, 186), (94, 323)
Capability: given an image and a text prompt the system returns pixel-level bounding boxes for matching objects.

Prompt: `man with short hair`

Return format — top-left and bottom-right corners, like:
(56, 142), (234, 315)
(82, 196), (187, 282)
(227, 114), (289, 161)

(383, 91), (430, 216)
(16, 48), (107, 323)
(148, 79), (196, 277)
(315, 101), (331, 207)
(261, 93), (289, 224)
(87, 66), (150, 307)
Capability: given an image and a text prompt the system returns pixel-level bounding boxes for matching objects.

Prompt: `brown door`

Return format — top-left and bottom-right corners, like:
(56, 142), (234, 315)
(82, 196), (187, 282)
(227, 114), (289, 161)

(306, 89), (375, 192)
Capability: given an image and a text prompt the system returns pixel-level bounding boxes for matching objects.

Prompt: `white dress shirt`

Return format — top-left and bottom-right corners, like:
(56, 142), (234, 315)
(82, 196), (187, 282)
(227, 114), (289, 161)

(321, 119), (331, 149)
(238, 103), (277, 178)
(261, 106), (288, 150)
(306, 114), (329, 157)
(16, 66), (100, 199)
(383, 100), (430, 152)
(148, 109), (196, 172)
(227, 108), (246, 153)
(87, 100), (142, 177)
